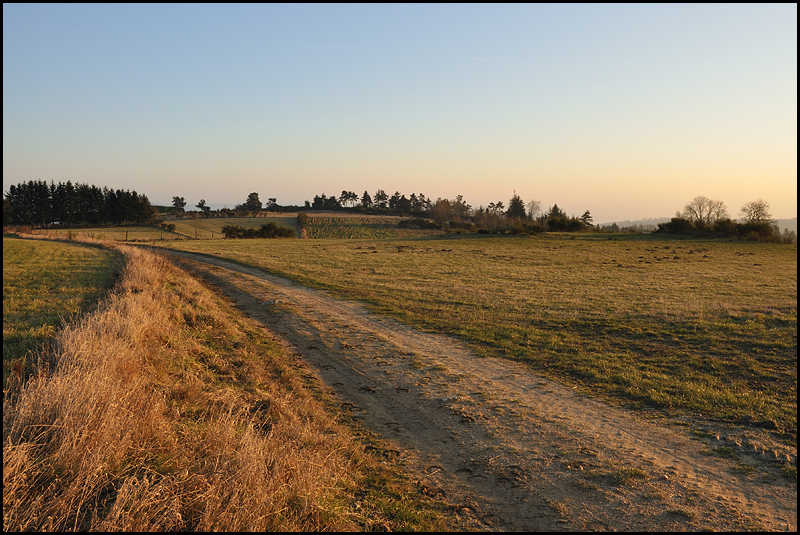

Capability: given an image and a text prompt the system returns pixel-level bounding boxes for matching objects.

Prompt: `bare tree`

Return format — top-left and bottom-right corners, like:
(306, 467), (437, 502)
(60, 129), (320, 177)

(431, 198), (452, 226)
(740, 199), (772, 224)
(526, 199), (542, 220)
(678, 196), (728, 226)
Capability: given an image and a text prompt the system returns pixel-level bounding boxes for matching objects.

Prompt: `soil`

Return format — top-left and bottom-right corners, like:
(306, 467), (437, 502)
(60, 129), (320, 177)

(164, 249), (796, 532)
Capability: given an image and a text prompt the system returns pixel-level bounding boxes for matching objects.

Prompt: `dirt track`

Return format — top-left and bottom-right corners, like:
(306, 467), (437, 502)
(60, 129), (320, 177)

(165, 249), (796, 531)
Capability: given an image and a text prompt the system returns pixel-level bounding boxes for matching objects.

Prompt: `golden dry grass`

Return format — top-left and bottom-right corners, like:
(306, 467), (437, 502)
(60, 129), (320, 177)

(3, 240), (448, 531)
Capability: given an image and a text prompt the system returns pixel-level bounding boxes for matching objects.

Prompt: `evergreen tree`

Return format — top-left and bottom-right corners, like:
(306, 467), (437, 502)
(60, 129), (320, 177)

(506, 193), (526, 220)
(361, 190), (373, 208)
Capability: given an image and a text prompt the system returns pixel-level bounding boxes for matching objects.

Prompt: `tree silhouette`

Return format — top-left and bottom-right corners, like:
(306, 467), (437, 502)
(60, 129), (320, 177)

(740, 199), (772, 224)
(242, 192), (262, 211)
(678, 196), (727, 227)
(506, 193), (526, 220)
(172, 196), (186, 212)
(373, 189), (389, 209)
(361, 191), (373, 208)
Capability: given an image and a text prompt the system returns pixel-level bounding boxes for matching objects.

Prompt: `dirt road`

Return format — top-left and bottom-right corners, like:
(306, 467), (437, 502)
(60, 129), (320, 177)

(164, 249), (796, 531)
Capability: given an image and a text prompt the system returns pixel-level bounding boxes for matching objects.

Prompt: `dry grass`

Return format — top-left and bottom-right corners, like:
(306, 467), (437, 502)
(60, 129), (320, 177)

(3, 240), (447, 531)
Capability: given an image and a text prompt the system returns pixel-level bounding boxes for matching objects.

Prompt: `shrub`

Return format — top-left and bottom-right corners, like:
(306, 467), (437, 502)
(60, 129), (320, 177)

(396, 217), (439, 230)
(221, 223), (294, 239)
(656, 217), (695, 235)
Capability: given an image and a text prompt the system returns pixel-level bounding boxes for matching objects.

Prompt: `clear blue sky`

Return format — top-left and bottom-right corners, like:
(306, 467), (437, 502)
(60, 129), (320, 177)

(3, 3), (797, 222)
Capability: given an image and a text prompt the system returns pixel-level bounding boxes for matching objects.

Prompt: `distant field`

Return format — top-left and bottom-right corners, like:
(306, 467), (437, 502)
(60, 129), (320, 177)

(302, 214), (442, 239)
(2, 236), (122, 385)
(32, 226), (183, 241)
(171, 213), (441, 239)
(158, 234), (798, 436)
(170, 215), (299, 239)
(25, 213), (442, 241)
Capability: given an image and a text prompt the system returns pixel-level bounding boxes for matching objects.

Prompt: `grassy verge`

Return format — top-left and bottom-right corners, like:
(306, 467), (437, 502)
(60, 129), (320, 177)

(3, 242), (454, 531)
(3, 236), (122, 386)
(157, 234), (798, 440)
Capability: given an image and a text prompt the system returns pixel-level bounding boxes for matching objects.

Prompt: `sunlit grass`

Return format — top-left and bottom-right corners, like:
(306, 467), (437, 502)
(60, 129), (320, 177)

(3, 243), (454, 531)
(3, 236), (122, 386)
(157, 234), (798, 437)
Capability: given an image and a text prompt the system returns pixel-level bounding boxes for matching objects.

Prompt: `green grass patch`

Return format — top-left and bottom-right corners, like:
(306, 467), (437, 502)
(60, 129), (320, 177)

(2, 237), (122, 385)
(155, 234), (798, 440)
(610, 467), (649, 486)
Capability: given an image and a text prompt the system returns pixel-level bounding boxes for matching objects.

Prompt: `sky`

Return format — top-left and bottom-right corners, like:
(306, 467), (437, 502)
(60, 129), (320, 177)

(3, 3), (797, 223)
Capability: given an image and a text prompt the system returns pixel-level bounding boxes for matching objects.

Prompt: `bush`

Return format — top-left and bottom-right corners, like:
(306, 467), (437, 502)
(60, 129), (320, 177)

(712, 218), (739, 237)
(657, 216), (784, 243)
(737, 221), (779, 242)
(221, 223), (294, 239)
(396, 217), (439, 230)
(656, 217), (695, 235)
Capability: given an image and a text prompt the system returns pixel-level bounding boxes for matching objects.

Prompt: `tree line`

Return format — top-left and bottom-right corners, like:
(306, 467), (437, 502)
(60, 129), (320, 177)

(184, 189), (594, 234)
(6, 180), (792, 243)
(4, 180), (156, 227)
(656, 196), (793, 243)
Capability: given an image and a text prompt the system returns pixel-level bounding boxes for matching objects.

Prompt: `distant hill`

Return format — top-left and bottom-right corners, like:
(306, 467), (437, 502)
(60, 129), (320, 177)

(597, 217), (670, 230)
(775, 217), (797, 234)
(599, 216), (797, 234)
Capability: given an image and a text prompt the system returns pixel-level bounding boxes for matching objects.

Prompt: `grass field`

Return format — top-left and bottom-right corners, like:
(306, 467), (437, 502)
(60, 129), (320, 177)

(3, 241), (453, 531)
(22, 213), (442, 242)
(2, 236), (122, 385)
(170, 216), (299, 239)
(31, 225), (183, 241)
(302, 214), (442, 239)
(158, 233), (798, 439)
